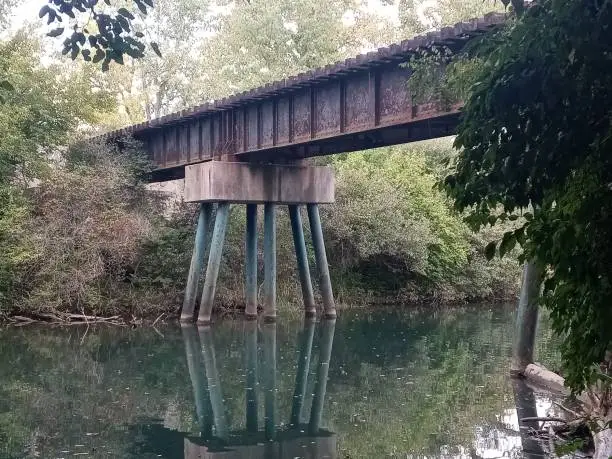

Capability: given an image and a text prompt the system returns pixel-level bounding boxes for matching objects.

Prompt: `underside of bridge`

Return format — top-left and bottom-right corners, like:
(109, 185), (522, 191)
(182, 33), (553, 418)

(96, 12), (507, 322)
(98, 12), (505, 183)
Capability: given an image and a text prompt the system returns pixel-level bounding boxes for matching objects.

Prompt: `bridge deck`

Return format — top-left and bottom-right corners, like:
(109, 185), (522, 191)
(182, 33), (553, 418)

(99, 12), (506, 182)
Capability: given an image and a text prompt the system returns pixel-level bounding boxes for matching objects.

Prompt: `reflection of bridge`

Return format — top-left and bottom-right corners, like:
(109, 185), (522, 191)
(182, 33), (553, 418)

(178, 319), (337, 459)
(98, 13), (508, 322)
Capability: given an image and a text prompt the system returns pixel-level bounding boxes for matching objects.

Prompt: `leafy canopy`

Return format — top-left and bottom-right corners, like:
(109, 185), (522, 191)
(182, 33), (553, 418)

(443, 0), (612, 390)
(39, 0), (162, 70)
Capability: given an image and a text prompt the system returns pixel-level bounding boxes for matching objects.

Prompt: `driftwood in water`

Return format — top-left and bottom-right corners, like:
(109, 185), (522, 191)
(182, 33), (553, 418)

(8, 311), (124, 325)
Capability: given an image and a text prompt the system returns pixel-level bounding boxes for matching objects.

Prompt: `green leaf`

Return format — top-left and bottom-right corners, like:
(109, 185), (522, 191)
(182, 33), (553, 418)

(0, 80), (14, 91)
(92, 48), (105, 64)
(499, 232), (516, 258)
(484, 241), (496, 260)
(117, 7), (135, 20)
(150, 42), (162, 57)
(39, 5), (51, 18)
(47, 28), (64, 38)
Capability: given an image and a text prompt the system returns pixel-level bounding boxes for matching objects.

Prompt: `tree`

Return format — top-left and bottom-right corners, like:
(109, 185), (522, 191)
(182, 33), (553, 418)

(38, 0), (161, 70)
(90, 0), (217, 122)
(0, 31), (115, 305)
(442, 0), (612, 396)
(194, 0), (396, 98)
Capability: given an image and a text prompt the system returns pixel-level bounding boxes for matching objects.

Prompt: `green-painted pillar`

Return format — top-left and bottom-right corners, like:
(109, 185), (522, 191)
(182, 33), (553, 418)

(307, 204), (336, 318)
(199, 326), (228, 441)
(512, 261), (542, 374)
(290, 318), (316, 427)
(245, 204), (258, 319)
(245, 320), (258, 433)
(289, 205), (316, 316)
(181, 324), (213, 437)
(198, 203), (230, 325)
(181, 203), (213, 322)
(308, 318), (336, 435)
(263, 203), (277, 321)
(262, 322), (277, 441)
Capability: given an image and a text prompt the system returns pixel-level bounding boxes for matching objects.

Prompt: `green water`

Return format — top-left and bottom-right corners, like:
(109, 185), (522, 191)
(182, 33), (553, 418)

(0, 304), (561, 458)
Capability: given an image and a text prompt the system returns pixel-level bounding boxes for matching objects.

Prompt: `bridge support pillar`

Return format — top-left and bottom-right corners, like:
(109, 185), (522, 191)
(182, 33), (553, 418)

(197, 203), (230, 325)
(308, 204), (337, 318)
(263, 204), (277, 321)
(181, 203), (212, 322)
(182, 161), (337, 322)
(245, 204), (258, 319)
(289, 205), (316, 316)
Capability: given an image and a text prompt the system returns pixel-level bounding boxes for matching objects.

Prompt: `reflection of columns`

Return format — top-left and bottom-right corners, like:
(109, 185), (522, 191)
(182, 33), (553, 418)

(262, 322), (277, 441)
(512, 379), (545, 458)
(289, 205), (316, 316)
(181, 325), (213, 437)
(290, 318), (316, 427)
(512, 262), (542, 373)
(198, 203), (231, 324)
(198, 326), (228, 440)
(309, 319), (336, 435)
(307, 204), (336, 318)
(263, 204), (277, 321)
(245, 204), (258, 319)
(181, 203), (213, 322)
(245, 321), (258, 433)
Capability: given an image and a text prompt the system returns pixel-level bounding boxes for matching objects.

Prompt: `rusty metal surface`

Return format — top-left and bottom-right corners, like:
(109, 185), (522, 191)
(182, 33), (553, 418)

(97, 12), (506, 181)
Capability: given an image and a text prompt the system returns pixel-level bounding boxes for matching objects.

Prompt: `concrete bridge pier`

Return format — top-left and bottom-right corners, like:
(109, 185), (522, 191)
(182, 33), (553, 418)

(180, 162), (336, 323)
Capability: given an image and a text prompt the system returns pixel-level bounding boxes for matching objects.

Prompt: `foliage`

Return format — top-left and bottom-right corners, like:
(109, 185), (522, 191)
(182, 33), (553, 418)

(11, 140), (173, 316)
(442, 0), (612, 391)
(196, 0), (396, 99)
(323, 142), (519, 303)
(0, 32), (115, 313)
(39, 0), (161, 70)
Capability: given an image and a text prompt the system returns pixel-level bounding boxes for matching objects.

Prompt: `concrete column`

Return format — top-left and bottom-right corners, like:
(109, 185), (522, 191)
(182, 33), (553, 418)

(309, 318), (336, 435)
(245, 204), (259, 319)
(181, 203), (213, 322)
(263, 203), (277, 321)
(197, 203), (230, 324)
(290, 318), (316, 427)
(198, 326), (228, 440)
(512, 261), (542, 374)
(245, 320), (258, 433)
(307, 204), (336, 318)
(262, 322), (277, 441)
(181, 324), (213, 437)
(289, 205), (316, 316)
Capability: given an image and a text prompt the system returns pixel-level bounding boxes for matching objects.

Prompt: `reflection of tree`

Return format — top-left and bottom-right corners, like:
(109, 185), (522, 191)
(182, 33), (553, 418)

(0, 306), (561, 459)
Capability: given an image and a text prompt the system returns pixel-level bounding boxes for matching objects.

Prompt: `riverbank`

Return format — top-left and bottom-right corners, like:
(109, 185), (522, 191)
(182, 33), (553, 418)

(1, 296), (519, 326)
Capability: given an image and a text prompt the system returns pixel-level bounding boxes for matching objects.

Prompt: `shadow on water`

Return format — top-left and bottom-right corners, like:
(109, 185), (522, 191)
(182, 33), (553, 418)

(0, 304), (564, 458)
(130, 319), (338, 459)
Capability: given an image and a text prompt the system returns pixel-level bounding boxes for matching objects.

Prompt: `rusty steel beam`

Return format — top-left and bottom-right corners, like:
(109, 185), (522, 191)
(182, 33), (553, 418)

(98, 12), (507, 182)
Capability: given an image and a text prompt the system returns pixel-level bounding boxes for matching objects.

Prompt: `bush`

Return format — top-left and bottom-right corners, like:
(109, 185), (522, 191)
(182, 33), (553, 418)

(11, 140), (177, 317)
(323, 141), (520, 304)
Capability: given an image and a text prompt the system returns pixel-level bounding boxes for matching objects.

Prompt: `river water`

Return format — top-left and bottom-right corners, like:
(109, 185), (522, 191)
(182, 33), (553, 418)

(0, 304), (562, 458)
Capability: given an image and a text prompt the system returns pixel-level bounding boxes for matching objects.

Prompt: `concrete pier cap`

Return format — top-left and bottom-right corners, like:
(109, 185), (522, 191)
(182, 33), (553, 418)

(184, 161), (335, 204)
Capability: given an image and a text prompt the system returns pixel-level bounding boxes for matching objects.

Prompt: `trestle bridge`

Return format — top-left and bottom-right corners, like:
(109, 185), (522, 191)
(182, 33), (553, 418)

(99, 13), (506, 323)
